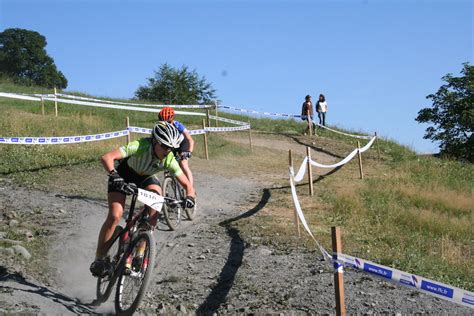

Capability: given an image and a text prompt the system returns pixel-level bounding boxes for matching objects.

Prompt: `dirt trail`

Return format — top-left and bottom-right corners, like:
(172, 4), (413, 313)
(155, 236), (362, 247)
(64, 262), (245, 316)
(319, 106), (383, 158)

(0, 133), (471, 315)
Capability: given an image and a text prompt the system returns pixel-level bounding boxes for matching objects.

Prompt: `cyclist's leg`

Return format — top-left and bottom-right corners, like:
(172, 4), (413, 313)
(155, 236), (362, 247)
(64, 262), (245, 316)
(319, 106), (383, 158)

(96, 191), (126, 258)
(177, 137), (193, 186)
(179, 159), (194, 187)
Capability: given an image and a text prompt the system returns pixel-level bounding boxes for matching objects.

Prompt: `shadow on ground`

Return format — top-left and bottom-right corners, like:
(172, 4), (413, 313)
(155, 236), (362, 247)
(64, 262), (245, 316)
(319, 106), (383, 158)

(0, 266), (96, 315)
(196, 189), (270, 315)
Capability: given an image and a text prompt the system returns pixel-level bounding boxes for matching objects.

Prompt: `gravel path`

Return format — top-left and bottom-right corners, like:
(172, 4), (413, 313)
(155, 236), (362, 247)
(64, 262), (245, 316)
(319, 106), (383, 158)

(0, 133), (472, 314)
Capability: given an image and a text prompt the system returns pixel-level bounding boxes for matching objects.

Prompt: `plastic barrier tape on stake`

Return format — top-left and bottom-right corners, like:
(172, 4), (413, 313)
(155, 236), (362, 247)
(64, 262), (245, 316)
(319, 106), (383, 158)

(310, 149), (358, 168)
(289, 165), (332, 260)
(0, 92), (41, 101)
(308, 136), (376, 168)
(52, 93), (213, 109)
(359, 136), (377, 153)
(290, 158), (474, 309)
(206, 125), (250, 132)
(0, 130), (129, 145)
(335, 252), (474, 308)
(127, 126), (152, 134)
(208, 115), (249, 126)
(217, 105), (300, 119)
(0, 92), (206, 116)
(316, 123), (372, 140)
(137, 189), (164, 213)
(42, 96), (206, 116)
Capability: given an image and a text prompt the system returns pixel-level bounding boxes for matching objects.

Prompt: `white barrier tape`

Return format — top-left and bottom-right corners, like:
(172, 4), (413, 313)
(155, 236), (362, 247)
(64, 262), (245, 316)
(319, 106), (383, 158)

(218, 105), (300, 118)
(335, 252), (474, 308)
(208, 115), (249, 126)
(359, 136), (377, 153)
(316, 123), (372, 140)
(333, 261), (344, 274)
(0, 130), (129, 145)
(293, 157), (308, 183)
(310, 149), (359, 168)
(308, 136), (376, 169)
(137, 188), (164, 212)
(127, 126), (152, 134)
(289, 166), (331, 260)
(127, 126), (248, 136)
(0, 92), (41, 101)
(43, 96), (207, 116)
(205, 125), (250, 132)
(0, 92), (206, 116)
(52, 93), (213, 109)
(290, 158), (473, 309)
(30, 93), (56, 98)
(189, 129), (207, 135)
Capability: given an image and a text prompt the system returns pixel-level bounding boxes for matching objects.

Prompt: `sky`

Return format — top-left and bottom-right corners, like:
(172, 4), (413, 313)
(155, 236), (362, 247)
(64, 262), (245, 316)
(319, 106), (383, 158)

(0, 0), (472, 153)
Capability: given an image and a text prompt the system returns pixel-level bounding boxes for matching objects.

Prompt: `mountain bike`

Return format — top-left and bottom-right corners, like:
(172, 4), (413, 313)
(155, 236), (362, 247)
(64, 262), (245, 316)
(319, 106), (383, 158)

(161, 170), (196, 230)
(94, 183), (186, 315)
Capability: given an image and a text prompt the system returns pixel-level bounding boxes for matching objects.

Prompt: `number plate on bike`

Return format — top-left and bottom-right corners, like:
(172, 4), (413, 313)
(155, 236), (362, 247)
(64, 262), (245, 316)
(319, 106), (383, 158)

(137, 189), (165, 212)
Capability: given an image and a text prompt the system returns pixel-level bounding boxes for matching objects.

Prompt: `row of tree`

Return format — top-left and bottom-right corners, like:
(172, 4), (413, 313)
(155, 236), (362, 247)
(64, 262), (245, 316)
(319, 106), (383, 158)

(0, 28), (472, 161)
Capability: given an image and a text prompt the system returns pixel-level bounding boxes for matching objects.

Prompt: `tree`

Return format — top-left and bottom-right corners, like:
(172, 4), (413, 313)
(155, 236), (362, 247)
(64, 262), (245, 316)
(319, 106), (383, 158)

(135, 64), (216, 104)
(0, 28), (67, 89)
(415, 63), (473, 162)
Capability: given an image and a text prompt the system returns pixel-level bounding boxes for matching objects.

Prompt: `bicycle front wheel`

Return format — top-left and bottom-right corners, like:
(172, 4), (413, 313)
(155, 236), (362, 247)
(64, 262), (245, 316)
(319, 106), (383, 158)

(96, 225), (123, 303)
(115, 231), (156, 315)
(162, 176), (182, 230)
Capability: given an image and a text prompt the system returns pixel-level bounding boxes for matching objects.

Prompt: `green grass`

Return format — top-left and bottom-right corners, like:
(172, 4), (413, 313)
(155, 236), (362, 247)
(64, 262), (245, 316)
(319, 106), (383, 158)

(1, 79), (472, 291)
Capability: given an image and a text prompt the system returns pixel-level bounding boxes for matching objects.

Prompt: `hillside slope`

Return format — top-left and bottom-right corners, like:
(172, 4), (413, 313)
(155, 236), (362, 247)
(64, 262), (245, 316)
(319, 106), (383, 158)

(0, 132), (471, 314)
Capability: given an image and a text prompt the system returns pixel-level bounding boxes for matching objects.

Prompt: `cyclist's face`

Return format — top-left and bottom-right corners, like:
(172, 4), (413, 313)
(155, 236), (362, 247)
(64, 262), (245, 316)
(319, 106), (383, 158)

(154, 142), (172, 159)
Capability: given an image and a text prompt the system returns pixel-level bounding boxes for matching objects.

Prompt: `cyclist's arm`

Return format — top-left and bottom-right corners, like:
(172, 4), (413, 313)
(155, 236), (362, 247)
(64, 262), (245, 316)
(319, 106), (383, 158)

(182, 130), (194, 152)
(101, 148), (123, 173)
(176, 173), (195, 198)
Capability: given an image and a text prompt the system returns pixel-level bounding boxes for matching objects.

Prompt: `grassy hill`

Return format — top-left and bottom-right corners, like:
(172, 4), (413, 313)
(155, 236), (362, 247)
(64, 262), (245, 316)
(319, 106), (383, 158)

(0, 79), (472, 291)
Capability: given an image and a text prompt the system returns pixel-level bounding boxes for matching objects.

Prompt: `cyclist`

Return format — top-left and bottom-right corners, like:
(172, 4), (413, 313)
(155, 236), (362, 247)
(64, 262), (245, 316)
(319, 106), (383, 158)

(90, 121), (196, 277)
(158, 107), (195, 186)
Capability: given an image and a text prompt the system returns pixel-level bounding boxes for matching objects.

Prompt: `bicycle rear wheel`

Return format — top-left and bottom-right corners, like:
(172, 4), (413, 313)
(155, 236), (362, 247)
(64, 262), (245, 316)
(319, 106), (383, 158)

(114, 231), (156, 315)
(162, 176), (182, 230)
(96, 225), (123, 303)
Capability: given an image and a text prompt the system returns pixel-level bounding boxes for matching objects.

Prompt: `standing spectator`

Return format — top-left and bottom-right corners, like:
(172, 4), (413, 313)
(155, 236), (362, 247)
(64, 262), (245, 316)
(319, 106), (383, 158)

(301, 95), (315, 134)
(316, 94), (328, 126)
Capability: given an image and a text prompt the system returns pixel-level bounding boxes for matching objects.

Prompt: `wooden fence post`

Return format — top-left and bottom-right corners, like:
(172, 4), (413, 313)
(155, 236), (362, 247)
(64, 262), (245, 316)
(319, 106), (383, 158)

(248, 119), (253, 152)
(41, 96), (45, 115)
(375, 132), (381, 160)
(289, 150), (301, 238)
(125, 116), (131, 144)
(54, 87), (58, 117)
(357, 141), (364, 179)
(202, 119), (209, 160)
(332, 227), (346, 316)
(306, 147), (314, 196)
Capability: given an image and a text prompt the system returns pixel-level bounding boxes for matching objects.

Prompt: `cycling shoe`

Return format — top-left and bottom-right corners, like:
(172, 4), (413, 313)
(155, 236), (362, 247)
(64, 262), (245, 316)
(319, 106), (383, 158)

(89, 259), (109, 277)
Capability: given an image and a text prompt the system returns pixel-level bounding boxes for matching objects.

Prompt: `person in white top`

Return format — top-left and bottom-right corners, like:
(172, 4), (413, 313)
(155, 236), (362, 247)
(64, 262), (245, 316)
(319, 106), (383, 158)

(316, 94), (328, 126)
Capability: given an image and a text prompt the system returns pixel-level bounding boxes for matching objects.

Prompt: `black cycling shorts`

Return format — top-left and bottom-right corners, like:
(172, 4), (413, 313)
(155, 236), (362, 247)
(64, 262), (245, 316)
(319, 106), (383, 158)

(108, 158), (161, 193)
(178, 137), (190, 153)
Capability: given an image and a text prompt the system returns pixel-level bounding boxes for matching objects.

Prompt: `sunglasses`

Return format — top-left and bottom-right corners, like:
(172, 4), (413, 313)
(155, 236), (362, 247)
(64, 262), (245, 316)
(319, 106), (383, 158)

(160, 143), (173, 151)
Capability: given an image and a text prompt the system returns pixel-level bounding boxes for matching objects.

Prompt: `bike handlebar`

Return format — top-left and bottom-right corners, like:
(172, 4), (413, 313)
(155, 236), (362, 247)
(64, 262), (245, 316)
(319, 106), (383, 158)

(121, 182), (186, 206)
(120, 183), (138, 195)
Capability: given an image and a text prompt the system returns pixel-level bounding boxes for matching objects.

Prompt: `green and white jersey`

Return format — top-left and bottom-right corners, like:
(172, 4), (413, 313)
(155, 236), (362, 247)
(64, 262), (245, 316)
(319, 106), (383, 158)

(119, 138), (183, 177)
